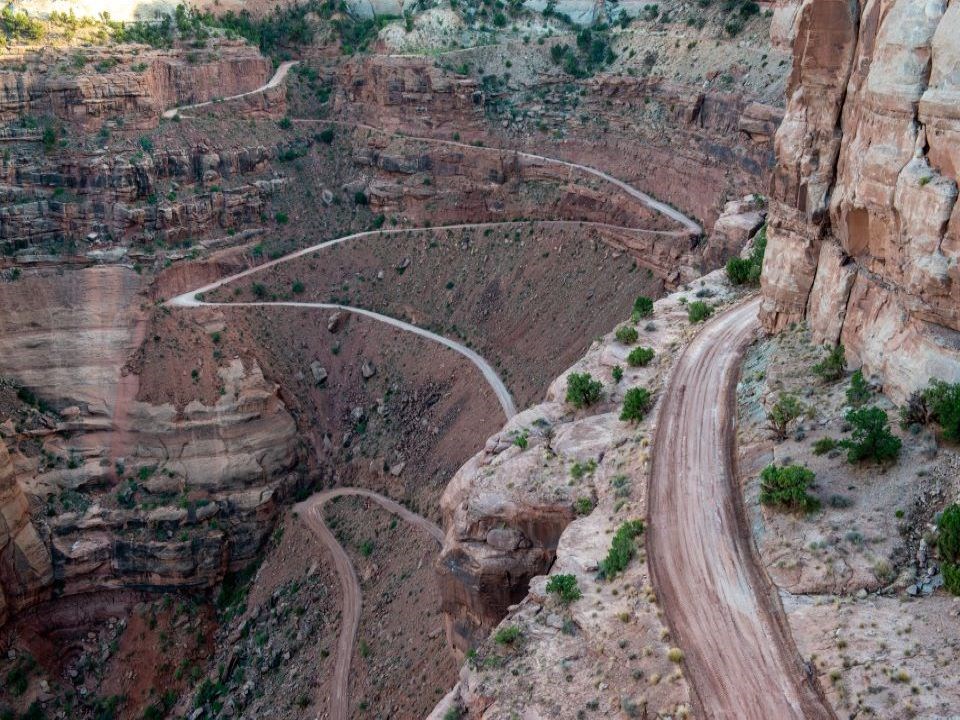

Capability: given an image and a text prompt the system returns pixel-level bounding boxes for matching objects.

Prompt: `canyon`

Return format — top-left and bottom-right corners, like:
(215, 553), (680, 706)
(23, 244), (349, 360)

(0, 2), (958, 720)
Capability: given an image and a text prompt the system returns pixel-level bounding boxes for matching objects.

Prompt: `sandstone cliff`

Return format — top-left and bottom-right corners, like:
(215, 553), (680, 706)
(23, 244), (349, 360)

(761, 0), (960, 400)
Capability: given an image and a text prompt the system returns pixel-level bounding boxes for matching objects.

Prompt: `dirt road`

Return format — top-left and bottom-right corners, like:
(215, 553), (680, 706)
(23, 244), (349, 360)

(162, 60), (298, 119)
(647, 297), (835, 719)
(294, 488), (443, 720)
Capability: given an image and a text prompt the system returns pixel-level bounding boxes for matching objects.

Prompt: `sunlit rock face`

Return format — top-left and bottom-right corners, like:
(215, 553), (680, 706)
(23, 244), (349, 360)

(761, 0), (960, 401)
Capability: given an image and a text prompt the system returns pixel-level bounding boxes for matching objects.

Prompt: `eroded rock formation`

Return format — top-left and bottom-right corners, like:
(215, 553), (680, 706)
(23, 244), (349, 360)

(761, 0), (960, 400)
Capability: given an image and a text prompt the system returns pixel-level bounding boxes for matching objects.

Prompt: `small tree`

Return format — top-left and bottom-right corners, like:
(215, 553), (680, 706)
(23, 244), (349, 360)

(615, 325), (638, 344)
(842, 406), (901, 463)
(632, 295), (654, 321)
(759, 464), (820, 513)
(938, 504), (960, 595)
(626, 346), (655, 367)
(766, 393), (804, 440)
(620, 387), (651, 422)
(566, 373), (602, 408)
(812, 344), (846, 382)
(546, 574), (582, 603)
(687, 301), (713, 323)
(846, 370), (871, 407)
(611, 365), (623, 383)
(925, 380), (960, 442)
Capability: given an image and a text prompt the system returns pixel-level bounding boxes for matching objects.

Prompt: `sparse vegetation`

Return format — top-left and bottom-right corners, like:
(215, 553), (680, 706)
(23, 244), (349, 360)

(494, 625), (521, 644)
(687, 301), (713, 323)
(759, 464), (819, 514)
(615, 325), (639, 344)
(812, 437), (840, 456)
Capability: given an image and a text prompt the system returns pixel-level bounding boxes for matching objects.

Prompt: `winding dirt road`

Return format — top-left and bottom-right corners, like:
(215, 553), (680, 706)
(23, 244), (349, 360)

(294, 488), (443, 720)
(647, 297), (835, 720)
(161, 60), (299, 119)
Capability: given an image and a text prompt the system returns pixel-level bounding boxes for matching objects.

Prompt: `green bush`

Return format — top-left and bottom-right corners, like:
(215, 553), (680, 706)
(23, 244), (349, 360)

(925, 380), (960, 442)
(687, 301), (713, 323)
(620, 387), (652, 422)
(494, 625), (520, 644)
(725, 224), (766, 286)
(615, 325), (639, 344)
(566, 372), (602, 408)
(626, 347), (655, 367)
(612, 365), (623, 383)
(599, 519), (645, 579)
(291, 280), (305, 294)
(139, 135), (154, 153)
(759, 464), (819, 513)
(318, 127), (335, 143)
(812, 344), (846, 382)
(632, 295), (654, 321)
(944, 563), (960, 596)
(353, 191), (368, 205)
(938, 504), (960, 565)
(842, 406), (901, 463)
(767, 393), (804, 440)
(846, 370), (871, 407)
(275, 211), (289, 224)
(574, 497), (594, 515)
(545, 573), (582, 603)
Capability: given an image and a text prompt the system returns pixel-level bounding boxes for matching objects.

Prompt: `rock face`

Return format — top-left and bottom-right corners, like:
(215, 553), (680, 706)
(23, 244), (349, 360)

(0, 265), (299, 626)
(760, 0), (960, 400)
(0, 44), (272, 131)
(0, 440), (53, 626)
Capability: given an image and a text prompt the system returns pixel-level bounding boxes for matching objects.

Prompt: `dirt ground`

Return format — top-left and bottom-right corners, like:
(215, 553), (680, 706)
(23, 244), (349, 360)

(324, 495), (455, 719)
(209, 223), (664, 409)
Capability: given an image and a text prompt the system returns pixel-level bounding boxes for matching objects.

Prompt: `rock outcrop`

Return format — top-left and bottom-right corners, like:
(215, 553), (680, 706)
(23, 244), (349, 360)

(760, 0), (960, 400)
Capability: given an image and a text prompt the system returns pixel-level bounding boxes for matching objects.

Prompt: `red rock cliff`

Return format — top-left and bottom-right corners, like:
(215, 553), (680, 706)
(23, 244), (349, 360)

(760, 0), (960, 400)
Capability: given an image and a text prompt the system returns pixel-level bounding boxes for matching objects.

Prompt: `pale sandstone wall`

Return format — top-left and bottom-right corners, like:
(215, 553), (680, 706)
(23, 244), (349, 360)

(761, 0), (960, 401)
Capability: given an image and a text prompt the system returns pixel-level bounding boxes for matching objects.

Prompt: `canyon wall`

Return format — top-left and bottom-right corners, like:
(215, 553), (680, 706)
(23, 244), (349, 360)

(0, 44), (273, 131)
(0, 265), (300, 623)
(761, 0), (960, 400)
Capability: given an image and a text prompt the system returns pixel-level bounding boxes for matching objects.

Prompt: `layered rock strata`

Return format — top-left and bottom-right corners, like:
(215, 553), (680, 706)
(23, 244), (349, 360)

(761, 0), (960, 400)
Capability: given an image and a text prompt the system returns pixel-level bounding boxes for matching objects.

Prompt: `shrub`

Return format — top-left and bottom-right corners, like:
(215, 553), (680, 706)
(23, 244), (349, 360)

(944, 563), (960, 596)
(626, 347), (655, 367)
(899, 389), (933, 429)
(766, 393), (804, 440)
(632, 295), (654, 321)
(546, 574), (582, 603)
(687, 301), (713, 323)
(318, 127), (335, 144)
(359, 540), (374, 557)
(759, 464), (819, 513)
(494, 625), (520, 644)
(612, 365), (623, 383)
(846, 370), (871, 407)
(812, 344), (846, 382)
(275, 211), (288, 224)
(353, 191), (368, 205)
(574, 497), (594, 515)
(925, 380), (960, 441)
(41, 125), (56, 152)
(277, 116), (292, 129)
(291, 280), (305, 294)
(725, 224), (766, 286)
(566, 372), (602, 408)
(812, 437), (839, 456)
(599, 519), (645, 579)
(620, 387), (652, 422)
(615, 325), (638, 344)
(139, 135), (154, 152)
(938, 504), (960, 565)
(842, 406), (901, 463)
